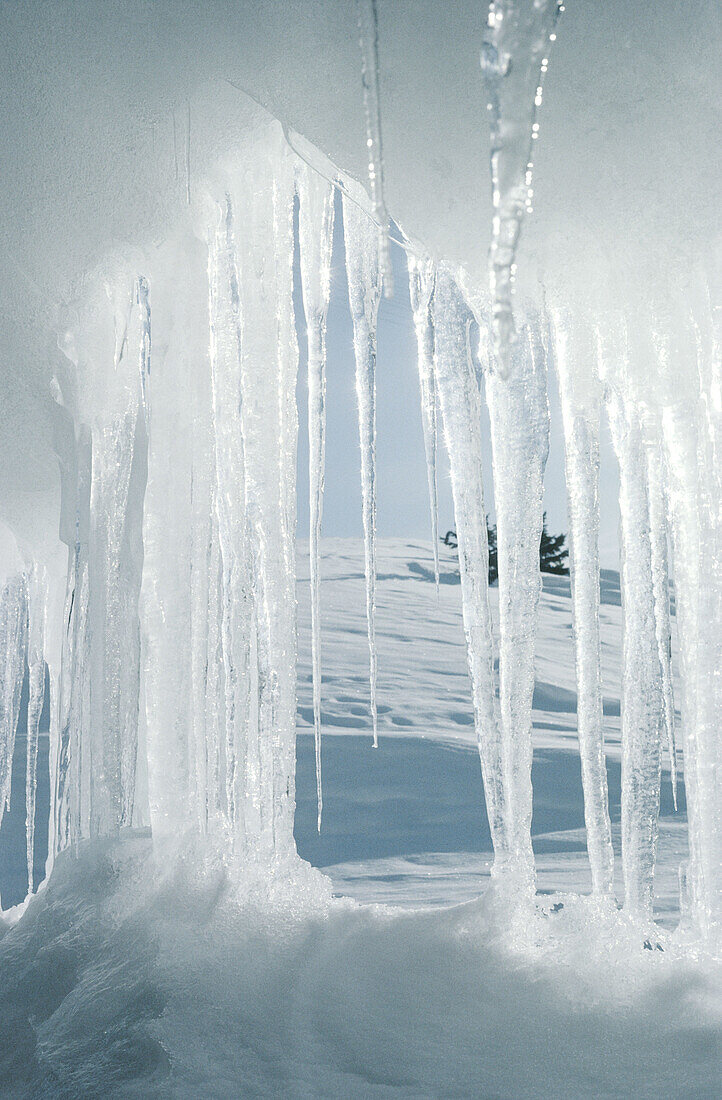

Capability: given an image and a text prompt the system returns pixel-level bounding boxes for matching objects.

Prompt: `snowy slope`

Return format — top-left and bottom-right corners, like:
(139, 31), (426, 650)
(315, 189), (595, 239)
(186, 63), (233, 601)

(293, 539), (685, 922)
(0, 539), (714, 1100)
(0, 538), (685, 922)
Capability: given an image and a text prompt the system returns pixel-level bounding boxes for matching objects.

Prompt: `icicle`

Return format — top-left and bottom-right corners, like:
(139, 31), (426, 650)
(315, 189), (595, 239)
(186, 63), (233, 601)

(644, 425), (677, 807)
(407, 254), (440, 589)
(551, 308), (614, 896)
(271, 137), (302, 852)
(480, 0), (561, 374)
(185, 100), (192, 206)
(298, 164), (335, 831)
(136, 275), (151, 433)
(355, 0), (393, 296)
(220, 123), (299, 856)
(0, 573), (28, 831)
(25, 566), (47, 895)
(656, 304), (722, 939)
(483, 305), (549, 891)
(600, 328), (664, 919)
(432, 265), (512, 871)
(56, 264), (149, 842)
(207, 197), (253, 843)
(343, 191), (382, 747)
(141, 228), (213, 847)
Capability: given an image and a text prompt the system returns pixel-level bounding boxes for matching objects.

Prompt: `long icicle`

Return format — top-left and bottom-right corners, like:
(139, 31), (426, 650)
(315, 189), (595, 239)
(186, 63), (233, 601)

(25, 565), (47, 895)
(0, 573), (28, 835)
(432, 265), (511, 871)
(551, 307), (614, 896)
(343, 191), (382, 747)
(355, 0), (393, 296)
(298, 165), (335, 830)
(600, 326), (664, 919)
(408, 255), (440, 589)
(207, 197), (252, 843)
(483, 309), (549, 891)
(480, 0), (561, 373)
(644, 426), (677, 808)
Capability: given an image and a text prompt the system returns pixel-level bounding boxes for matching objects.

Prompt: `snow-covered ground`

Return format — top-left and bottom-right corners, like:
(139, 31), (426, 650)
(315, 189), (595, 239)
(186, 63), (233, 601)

(1, 537), (684, 918)
(294, 538), (684, 924)
(1, 538), (718, 1098)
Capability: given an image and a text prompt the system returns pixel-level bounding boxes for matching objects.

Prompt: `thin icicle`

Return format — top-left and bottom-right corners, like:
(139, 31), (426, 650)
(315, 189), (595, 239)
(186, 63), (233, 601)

(483, 307), (549, 891)
(480, 0), (561, 374)
(25, 565), (47, 895)
(644, 425), (677, 807)
(0, 573), (28, 832)
(343, 191), (382, 747)
(432, 265), (511, 872)
(136, 275), (151, 433)
(408, 254), (440, 589)
(185, 100), (192, 205)
(600, 328), (664, 919)
(207, 197), (253, 843)
(298, 164), (335, 831)
(551, 308), (614, 896)
(355, 0), (393, 296)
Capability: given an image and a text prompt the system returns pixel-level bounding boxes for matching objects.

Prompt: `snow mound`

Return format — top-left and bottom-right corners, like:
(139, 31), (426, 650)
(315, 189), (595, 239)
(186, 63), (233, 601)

(1, 835), (720, 1098)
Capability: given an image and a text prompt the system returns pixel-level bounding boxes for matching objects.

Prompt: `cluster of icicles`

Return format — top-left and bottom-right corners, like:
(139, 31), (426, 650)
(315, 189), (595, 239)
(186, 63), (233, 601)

(0, 119), (719, 944)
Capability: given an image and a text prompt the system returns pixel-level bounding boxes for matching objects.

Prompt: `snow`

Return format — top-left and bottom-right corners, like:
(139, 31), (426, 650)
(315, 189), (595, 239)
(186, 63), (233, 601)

(0, 535), (715, 1094)
(294, 537), (686, 924)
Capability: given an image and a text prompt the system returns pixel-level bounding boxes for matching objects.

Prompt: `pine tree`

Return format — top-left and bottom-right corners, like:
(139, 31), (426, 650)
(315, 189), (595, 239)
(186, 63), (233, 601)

(539, 513), (569, 575)
(441, 513), (568, 581)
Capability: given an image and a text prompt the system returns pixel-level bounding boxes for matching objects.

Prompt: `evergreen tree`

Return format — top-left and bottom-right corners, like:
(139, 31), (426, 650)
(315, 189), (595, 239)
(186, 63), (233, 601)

(441, 513), (568, 581)
(539, 513), (569, 575)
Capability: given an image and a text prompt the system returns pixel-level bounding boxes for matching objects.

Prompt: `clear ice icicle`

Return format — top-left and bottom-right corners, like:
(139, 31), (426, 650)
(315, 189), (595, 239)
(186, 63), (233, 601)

(0, 573), (28, 832)
(432, 265), (511, 869)
(136, 275), (151, 433)
(407, 254), (440, 588)
(343, 191), (382, 746)
(25, 566), (47, 895)
(480, 0), (560, 374)
(484, 308), (549, 889)
(600, 339), (664, 918)
(355, 0), (393, 296)
(551, 308), (614, 895)
(298, 164), (335, 830)
(227, 125), (299, 855)
(644, 425), (677, 807)
(207, 196), (254, 843)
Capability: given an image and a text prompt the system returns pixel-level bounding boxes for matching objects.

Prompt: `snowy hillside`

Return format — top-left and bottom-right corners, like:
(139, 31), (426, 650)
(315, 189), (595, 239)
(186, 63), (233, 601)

(294, 539), (684, 922)
(0, 538), (685, 921)
(0, 541), (714, 1099)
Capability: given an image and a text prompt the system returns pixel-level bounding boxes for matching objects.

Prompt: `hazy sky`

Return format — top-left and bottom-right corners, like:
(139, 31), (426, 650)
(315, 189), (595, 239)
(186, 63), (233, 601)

(295, 192), (622, 569)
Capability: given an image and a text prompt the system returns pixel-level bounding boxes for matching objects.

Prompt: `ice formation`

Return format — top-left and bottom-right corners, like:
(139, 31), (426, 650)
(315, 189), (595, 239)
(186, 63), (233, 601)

(407, 256), (440, 588)
(344, 188), (383, 748)
(0, 0), (720, 956)
(550, 308), (614, 896)
(298, 164), (336, 829)
(355, 0), (393, 296)
(480, 0), (561, 373)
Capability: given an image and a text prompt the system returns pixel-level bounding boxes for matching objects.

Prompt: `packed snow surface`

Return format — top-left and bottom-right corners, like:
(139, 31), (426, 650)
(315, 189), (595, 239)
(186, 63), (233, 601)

(2, 832), (721, 1099)
(3, 540), (715, 1097)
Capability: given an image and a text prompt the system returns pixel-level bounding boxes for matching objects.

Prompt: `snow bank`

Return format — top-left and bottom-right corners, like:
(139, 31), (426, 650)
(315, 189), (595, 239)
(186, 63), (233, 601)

(1, 834), (720, 1098)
